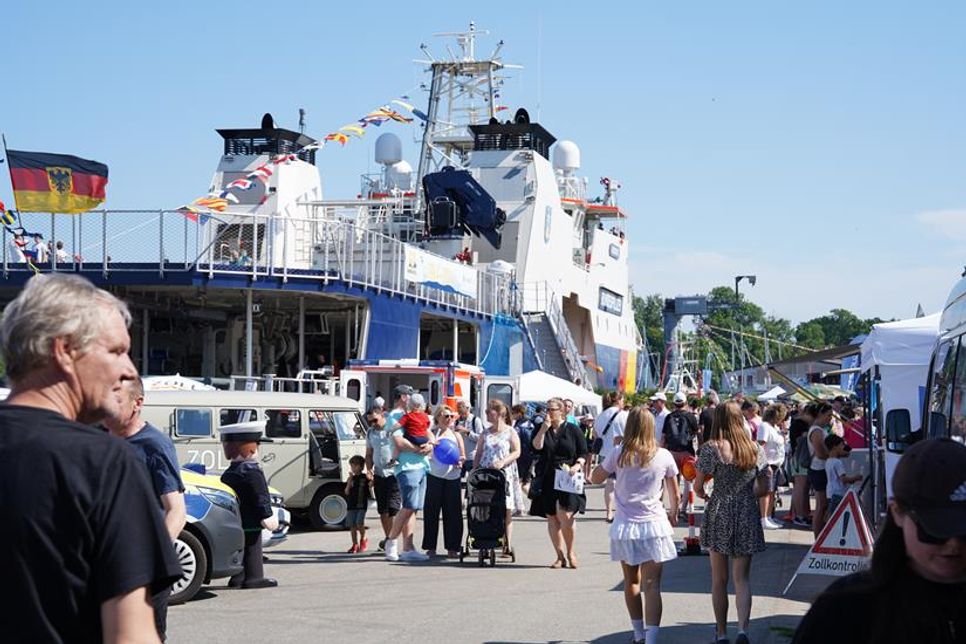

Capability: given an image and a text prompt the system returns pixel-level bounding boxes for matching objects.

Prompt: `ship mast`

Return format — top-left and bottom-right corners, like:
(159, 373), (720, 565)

(414, 22), (520, 208)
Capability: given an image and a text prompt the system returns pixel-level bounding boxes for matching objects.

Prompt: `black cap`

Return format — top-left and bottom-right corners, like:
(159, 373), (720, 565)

(393, 384), (414, 397)
(892, 439), (966, 539)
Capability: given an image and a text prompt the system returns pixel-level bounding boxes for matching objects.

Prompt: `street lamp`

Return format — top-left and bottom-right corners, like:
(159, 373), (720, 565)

(734, 275), (757, 300)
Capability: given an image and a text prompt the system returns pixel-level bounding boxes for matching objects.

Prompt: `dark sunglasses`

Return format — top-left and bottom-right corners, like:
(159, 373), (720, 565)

(909, 512), (965, 545)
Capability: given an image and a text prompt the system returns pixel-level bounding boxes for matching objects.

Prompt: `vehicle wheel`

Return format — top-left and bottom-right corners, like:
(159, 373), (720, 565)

(169, 530), (207, 605)
(308, 484), (348, 530)
(489, 549), (496, 567)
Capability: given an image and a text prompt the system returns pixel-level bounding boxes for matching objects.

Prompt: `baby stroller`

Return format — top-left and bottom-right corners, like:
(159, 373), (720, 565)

(460, 467), (516, 566)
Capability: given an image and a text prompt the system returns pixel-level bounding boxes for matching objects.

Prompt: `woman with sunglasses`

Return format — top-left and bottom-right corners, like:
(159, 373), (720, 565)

(421, 405), (465, 558)
(792, 439), (966, 643)
(531, 396), (589, 569)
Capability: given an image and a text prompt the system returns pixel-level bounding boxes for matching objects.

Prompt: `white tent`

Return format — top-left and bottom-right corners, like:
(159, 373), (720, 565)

(757, 385), (786, 401)
(142, 374), (216, 391)
(515, 371), (603, 412)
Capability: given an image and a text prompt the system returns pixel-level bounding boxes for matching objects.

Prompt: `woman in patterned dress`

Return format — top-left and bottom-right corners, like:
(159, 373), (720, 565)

(694, 401), (767, 644)
(474, 399), (521, 555)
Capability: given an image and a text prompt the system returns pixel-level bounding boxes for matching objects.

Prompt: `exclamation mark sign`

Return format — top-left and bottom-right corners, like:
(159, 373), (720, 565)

(839, 511), (851, 546)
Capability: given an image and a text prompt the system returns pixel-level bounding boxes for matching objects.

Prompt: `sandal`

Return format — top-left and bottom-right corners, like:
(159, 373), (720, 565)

(567, 552), (579, 569)
(549, 557), (566, 569)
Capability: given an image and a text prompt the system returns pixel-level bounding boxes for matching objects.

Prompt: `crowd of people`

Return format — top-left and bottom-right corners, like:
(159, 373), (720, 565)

(1, 273), (963, 644)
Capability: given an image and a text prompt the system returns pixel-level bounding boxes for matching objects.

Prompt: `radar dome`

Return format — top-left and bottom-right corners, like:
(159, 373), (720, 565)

(375, 133), (402, 166)
(387, 160), (413, 191)
(553, 140), (581, 173)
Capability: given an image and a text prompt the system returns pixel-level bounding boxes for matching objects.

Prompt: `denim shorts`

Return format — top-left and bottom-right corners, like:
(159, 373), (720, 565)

(346, 508), (367, 528)
(396, 468), (427, 511)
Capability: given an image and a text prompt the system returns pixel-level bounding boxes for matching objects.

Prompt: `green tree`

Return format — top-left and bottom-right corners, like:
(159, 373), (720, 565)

(794, 321), (826, 349)
(795, 309), (884, 347)
(633, 293), (666, 365)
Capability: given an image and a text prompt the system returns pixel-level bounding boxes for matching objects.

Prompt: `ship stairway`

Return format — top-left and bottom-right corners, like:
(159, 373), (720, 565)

(521, 310), (590, 387)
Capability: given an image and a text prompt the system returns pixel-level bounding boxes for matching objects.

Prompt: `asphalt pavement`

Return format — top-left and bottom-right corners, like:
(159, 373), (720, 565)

(167, 486), (832, 643)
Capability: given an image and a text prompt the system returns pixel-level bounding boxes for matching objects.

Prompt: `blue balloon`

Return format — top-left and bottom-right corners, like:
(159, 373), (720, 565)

(433, 440), (460, 465)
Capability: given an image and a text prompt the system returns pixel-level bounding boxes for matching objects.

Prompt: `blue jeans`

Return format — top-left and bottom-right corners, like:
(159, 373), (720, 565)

(396, 468), (427, 511)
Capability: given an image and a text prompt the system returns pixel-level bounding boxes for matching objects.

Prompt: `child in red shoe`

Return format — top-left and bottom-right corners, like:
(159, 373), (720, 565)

(345, 455), (372, 552)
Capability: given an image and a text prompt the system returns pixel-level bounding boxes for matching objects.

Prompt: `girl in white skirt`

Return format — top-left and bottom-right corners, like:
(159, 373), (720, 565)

(591, 406), (680, 644)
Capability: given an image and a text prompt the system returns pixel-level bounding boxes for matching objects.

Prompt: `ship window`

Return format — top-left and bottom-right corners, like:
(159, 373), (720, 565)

(175, 408), (212, 437)
(266, 409), (302, 438)
(609, 244), (620, 259)
(599, 287), (623, 316)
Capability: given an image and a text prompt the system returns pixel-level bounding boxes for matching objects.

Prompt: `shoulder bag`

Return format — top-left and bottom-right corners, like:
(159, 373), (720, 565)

(590, 409), (618, 455)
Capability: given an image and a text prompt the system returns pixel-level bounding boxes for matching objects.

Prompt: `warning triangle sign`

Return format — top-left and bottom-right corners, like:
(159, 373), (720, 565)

(812, 490), (873, 556)
(782, 490), (874, 594)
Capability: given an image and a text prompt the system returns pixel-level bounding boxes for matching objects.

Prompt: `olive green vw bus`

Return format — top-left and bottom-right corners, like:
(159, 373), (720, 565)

(141, 391), (366, 529)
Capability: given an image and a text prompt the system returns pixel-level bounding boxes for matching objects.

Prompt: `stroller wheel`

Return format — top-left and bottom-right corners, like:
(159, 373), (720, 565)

(478, 550), (485, 567)
(489, 549), (496, 567)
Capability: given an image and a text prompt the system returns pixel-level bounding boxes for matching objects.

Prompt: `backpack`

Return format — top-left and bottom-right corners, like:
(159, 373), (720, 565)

(794, 432), (812, 469)
(664, 412), (693, 452)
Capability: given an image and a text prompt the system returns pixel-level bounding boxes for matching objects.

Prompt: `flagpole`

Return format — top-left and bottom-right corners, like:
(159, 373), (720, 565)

(1, 133), (21, 213)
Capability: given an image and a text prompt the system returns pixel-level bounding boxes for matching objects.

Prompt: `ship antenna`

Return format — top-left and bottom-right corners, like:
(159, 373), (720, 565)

(298, 108), (306, 135)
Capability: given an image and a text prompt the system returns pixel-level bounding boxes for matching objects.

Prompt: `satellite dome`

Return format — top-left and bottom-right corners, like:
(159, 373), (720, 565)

(486, 259), (515, 276)
(553, 140), (580, 172)
(375, 133), (403, 166)
(386, 160), (413, 190)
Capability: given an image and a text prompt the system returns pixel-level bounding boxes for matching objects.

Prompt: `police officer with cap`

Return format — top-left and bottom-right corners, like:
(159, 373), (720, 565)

(220, 421), (279, 589)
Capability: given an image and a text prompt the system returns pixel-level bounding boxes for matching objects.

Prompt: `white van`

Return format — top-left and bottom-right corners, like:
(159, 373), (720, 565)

(141, 390), (366, 529)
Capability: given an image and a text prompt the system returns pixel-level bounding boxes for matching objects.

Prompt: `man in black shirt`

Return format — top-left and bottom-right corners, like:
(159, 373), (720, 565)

(699, 390), (719, 445)
(0, 274), (180, 643)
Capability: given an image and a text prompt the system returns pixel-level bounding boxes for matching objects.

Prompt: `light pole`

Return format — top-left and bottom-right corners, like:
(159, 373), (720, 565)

(734, 275), (757, 301)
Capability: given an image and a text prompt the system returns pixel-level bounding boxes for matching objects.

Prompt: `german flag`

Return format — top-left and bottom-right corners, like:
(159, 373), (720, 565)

(6, 149), (108, 213)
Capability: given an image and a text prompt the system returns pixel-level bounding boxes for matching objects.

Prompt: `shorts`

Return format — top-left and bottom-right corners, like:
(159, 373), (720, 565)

(828, 494), (843, 514)
(670, 450), (693, 474)
(396, 468), (427, 511)
(767, 464), (780, 492)
(373, 474), (401, 516)
(808, 468), (828, 493)
(346, 508), (367, 528)
(788, 458), (809, 478)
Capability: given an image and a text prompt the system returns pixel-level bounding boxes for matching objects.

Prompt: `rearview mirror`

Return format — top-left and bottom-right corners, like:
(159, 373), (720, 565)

(885, 409), (914, 453)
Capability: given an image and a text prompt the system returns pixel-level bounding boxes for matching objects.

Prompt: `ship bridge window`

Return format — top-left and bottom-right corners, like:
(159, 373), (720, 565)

(608, 244), (621, 260)
(599, 287), (624, 316)
(222, 172), (267, 206)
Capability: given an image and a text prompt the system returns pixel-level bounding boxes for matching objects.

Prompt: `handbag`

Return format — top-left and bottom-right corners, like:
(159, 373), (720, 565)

(590, 410), (619, 455)
(754, 465), (773, 498)
(527, 476), (543, 500)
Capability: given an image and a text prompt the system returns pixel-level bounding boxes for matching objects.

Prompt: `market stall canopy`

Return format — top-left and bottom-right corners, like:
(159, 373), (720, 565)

(757, 385), (786, 401)
(860, 313), (940, 370)
(516, 370), (603, 412)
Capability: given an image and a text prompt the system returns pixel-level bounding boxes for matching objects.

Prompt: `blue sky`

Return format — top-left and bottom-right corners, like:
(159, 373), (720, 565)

(3, 1), (965, 323)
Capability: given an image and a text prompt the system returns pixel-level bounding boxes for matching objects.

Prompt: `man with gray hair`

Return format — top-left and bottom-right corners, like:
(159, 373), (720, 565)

(0, 274), (180, 643)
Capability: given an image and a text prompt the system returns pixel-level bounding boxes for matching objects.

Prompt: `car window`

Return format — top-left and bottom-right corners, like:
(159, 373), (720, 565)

(175, 408), (212, 437)
(266, 409), (302, 438)
(220, 408), (258, 426)
(312, 410), (364, 441)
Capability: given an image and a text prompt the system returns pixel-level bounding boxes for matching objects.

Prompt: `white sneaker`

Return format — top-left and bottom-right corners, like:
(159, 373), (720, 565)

(762, 518), (781, 530)
(384, 539), (399, 561)
(399, 549), (430, 562)
(768, 517), (784, 529)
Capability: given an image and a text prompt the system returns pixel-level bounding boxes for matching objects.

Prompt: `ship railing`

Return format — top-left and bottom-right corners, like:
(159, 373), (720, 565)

(2, 209), (513, 319)
(229, 371), (341, 395)
(556, 175), (588, 203)
(2, 210), (203, 278)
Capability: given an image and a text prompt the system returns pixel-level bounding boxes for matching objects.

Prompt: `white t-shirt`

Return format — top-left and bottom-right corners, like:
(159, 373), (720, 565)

(593, 406), (627, 461)
(654, 408), (671, 435)
(825, 457), (847, 498)
(758, 421), (785, 466)
(601, 446), (678, 523)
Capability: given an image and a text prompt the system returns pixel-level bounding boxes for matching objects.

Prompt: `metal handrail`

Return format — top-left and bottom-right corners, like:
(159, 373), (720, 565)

(545, 292), (591, 387)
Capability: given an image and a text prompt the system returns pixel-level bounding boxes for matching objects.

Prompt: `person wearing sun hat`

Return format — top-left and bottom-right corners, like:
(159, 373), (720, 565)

(792, 438), (966, 643)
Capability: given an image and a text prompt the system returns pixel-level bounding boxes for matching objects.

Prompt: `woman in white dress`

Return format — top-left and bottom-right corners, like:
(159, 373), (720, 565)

(474, 399), (522, 555)
(591, 406), (679, 644)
